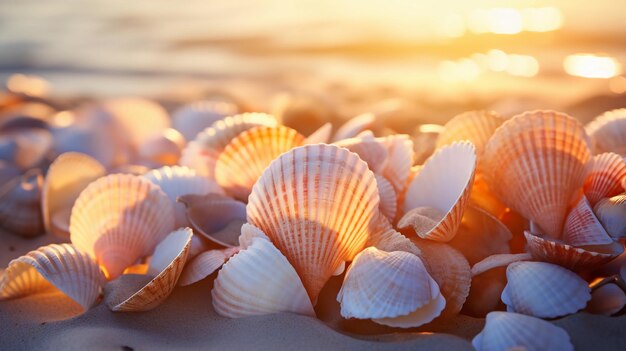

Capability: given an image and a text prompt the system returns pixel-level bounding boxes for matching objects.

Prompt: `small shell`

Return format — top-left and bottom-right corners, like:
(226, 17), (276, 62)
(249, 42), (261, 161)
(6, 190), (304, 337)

(332, 113), (375, 142)
(585, 108), (626, 155)
(587, 283), (626, 316)
(563, 195), (613, 246)
(583, 153), (626, 205)
(106, 228), (192, 311)
(137, 128), (186, 166)
(483, 110), (591, 239)
(472, 312), (573, 351)
(304, 122), (332, 144)
(70, 174), (175, 279)
(212, 236), (315, 318)
(247, 144), (379, 301)
(172, 100), (239, 140)
(179, 247), (240, 286)
(42, 152), (106, 238)
(0, 243), (105, 310)
(215, 126), (305, 201)
(144, 166), (223, 228)
(471, 253), (533, 277)
(402, 141), (476, 242)
(0, 169), (44, 237)
(337, 247), (445, 328)
(375, 175), (397, 221)
(594, 195), (626, 239)
(334, 136), (388, 174)
(502, 261), (591, 318)
(379, 134), (414, 195)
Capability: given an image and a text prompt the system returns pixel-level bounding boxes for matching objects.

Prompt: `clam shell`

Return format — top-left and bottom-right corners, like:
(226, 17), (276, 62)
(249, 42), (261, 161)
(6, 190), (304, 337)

(585, 108), (626, 155)
(334, 135), (388, 174)
(144, 166), (223, 228)
(375, 175), (397, 221)
(594, 195), (626, 239)
(172, 100), (239, 140)
(42, 152), (106, 238)
(483, 110), (591, 239)
(137, 128), (186, 166)
(216, 126), (305, 201)
(212, 236), (315, 318)
(247, 144), (379, 301)
(501, 261), (591, 318)
(472, 312), (573, 351)
(179, 246), (240, 286)
(304, 122), (332, 144)
(402, 141), (476, 242)
(471, 253), (533, 276)
(337, 247), (445, 328)
(583, 152), (626, 205)
(332, 113), (375, 142)
(107, 228), (192, 311)
(563, 195), (613, 247)
(379, 134), (414, 195)
(70, 174), (175, 279)
(0, 243), (105, 310)
(0, 169), (44, 237)
(587, 283), (626, 316)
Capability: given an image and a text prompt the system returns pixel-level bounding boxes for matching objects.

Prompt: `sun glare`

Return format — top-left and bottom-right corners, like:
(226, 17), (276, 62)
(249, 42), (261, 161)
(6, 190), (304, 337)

(564, 54), (622, 79)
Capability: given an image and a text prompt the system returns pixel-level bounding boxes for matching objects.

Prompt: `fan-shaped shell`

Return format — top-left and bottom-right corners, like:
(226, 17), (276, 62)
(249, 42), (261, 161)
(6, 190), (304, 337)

(375, 175), (397, 221)
(0, 169), (44, 237)
(334, 135), (388, 174)
(42, 152), (106, 238)
(101, 97), (170, 149)
(332, 113), (375, 142)
(366, 212), (422, 257)
(212, 236), (315, 317)
(247, 144), (379, 301)
(586, 108), (626, 155)
(563, 195), (613, 247)
(70, 174), (175, 279)
(483, 110), (591, 239)
(583, 152), (626, 205)
(594, 194), (626, 239)
(179, 246), (240, 286)
(401, 141), (476, 242)
(472, 312), (573, 351)
(137, 128), (186, 166)
(337, 247), (445, 328)
(0, 243), (105, 310)
(172, 100), (239, 140)
(379, 134), (414, 195)
(216, 126), (305, 201)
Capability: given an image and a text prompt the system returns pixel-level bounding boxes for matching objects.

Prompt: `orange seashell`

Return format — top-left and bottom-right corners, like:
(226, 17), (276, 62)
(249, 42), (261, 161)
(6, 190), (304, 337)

(585, 108), (626, 155)
(583, 152), (626, 206)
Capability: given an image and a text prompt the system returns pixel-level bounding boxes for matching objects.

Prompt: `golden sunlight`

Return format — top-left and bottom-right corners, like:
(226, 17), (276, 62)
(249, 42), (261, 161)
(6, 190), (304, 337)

(564, 54), (622, 79)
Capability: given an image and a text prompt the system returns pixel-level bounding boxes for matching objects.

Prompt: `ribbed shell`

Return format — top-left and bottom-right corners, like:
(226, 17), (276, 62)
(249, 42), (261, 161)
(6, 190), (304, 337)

(0, 243), (105, 310)
(366, 212), (422, 257)
(179, 246), (240, 286)
(172, 100), (239, 140)
(472, 312), (573, 351)
(403, 141), (476, 242)
(332, 113), (375, 142)
(594, 194), (626, 239)
(216, 126), (305, 201)
(375, 175), (397, 221)
(42, 152), (106, 238)
(70, 174), (175, 279)
(379, 134), (414, 195)
(334, 136), (388, 174)
(585, 108), (626, 155)
(502, 261), (591, 318)
(212, 237), (315, 317)
(239, 222), (270, 249)
(0, 169), (44, 237)
(483, 110), (591, 239)
(583, 152), (626, 205)
(247, 144), (379, 301)
(562, 195), (613, 247)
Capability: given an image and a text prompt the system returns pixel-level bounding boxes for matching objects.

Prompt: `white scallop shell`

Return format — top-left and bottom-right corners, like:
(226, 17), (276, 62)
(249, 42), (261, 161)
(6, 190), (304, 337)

(379, 134), (414, 195)
(375, 175), (397, 221)
(562, 195), (613, 247)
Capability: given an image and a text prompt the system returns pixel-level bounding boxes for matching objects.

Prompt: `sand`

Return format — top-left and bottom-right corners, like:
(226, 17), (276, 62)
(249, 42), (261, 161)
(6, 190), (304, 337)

(1, 229), (625, 350)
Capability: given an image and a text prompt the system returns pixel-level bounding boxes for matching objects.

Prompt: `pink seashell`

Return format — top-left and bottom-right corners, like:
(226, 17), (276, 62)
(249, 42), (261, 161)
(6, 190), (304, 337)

(585, 108), (626, 155)
(179, 247), (240, 287)
(583, 152), (626, 205)
(562, 195), (613, 247)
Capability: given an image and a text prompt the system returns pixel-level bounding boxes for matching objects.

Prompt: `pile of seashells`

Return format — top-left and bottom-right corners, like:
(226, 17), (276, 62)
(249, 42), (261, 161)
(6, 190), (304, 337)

(1, 90), (626, 351)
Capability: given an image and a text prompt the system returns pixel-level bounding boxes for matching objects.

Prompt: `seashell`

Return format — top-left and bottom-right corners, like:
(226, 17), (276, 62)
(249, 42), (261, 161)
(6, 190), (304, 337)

(412, 123), (442, 165)
(585, 108), (626, 155)
(471, 253), (533, 276)
(594, 195), (626, 239)
(472, 312), (573, 351)
(398, 206), (445, 238)
(215, 126), (305, 201)
(137, 128), (186, 166)
(70, 174), (175, 279)
(587, 278), (626, 316)
(410, 238), (471, 316)
(239, 222), (270, 249)
(6, 128), (54, 170)
(375, 175), (397, 221)
(332, 113), (375, 142)
(42, 152), (106, 238)
(379, 134), (414, 195)
(366, 211), (422, 257)
(334, 135), (388, 174)
(401, 141), (476, 242)
(501, 261), (591, 318)
(0, 169), (45, 237)
(106, 228), (192, 311)
(247, 144), (379, 301)
(448, 205), (512, 265)
(110, 164), (150, 176)
(468, 173), (508, 218)
(0, 243), (105, 310)
(178, 193), (246, 247)
(304, 122), (332, 144)
(524, 231), (623, 271)
(583, 153), (626, 205)
(483, 110), (591, 239)
(337, 247), (445, 328)
(463, 267), (507, 318)
(212, 236), (315, 317)
(562, 195), (613, 246)
(144, 166), (223, 228)
(179, 246), (240, 286)
(172, 100), (239, 140)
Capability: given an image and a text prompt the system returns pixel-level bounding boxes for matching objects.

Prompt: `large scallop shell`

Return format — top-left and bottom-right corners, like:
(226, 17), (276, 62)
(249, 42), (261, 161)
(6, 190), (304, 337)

(0, 169), (44, 237)
(583, 152), (626, 205)
(562, 195), (613, 247)
(42, 152), (106, 238)
(247, 144), (379, 301)
(172, 100), (239, 140)
(178, 246), (240, 286)
(0, 243), (105, 310)
(501, 261), (591, 318)
(401, 141), (476, 242)
(483, 110), (591, 239)
(585, 108), (626, 155)
(70, 174), (175, 279)
(594, 194), (626, 239)
(337, 247), (445, 328)
(215, 126), (305, 201)
(472, 312), (573, 351)
(212, 236), (315, 318)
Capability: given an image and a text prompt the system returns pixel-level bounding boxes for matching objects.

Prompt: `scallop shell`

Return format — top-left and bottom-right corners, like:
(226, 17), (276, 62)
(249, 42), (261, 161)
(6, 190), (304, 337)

(583, 153), (626, 205)
(366, 212), (422, 257)
(70, 174), (175, 279)
(587, 282), (626, 316)
(332, 113), (375, 142)
(144, 166), (223, 228)
(337, 247), (445, 328)
(375, 175), (397, 221)
(594, 195), (626, 239)
(483, 110), (591, 239)
(0, 169), (44, 237)
(585, 108), (626, 155)
(212, 236), (315, 317)
(172, 100), (239, 140)
(472, 312), (573, 351)
(0, 243), (105, 310)
(247, 144), (379, 301)
(42, 152), (106, 238)
(215, 126), (305, 201)
(106, 228), (192, 311)
(304, 122), (332, 144)
(137, 128), (186, 166)
(179, 246), (240, 286)
(239, 222), (270, 249)
(334, 135), (388, 174)
(563, 195), (613, 247)
(471, 253), (533, 277)
(379, 134), (414, 195)
(401, 141), (476, 242)
(101, 97), (170, 149)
